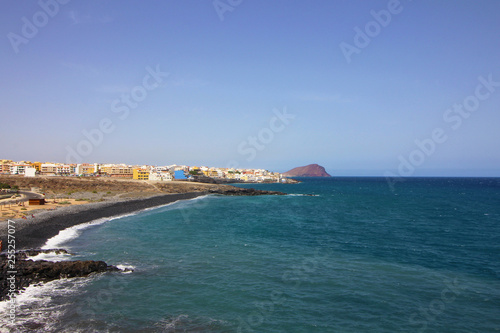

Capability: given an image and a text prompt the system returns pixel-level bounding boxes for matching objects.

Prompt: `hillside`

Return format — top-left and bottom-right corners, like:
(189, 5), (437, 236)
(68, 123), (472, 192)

(283, 164), (331, 177)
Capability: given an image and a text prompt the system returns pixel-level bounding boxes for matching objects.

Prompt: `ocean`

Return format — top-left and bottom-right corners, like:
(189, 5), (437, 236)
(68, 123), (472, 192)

(1, 177), (499, 332)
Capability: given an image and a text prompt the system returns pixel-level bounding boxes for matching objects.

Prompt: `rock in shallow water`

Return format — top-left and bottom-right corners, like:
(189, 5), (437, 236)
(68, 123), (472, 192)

(208, 187), (286, 196)
(0, 249), (118, 301)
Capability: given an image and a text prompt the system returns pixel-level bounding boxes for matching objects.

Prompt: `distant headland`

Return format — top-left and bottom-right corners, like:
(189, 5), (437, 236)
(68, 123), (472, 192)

(283, 164), (331, 177)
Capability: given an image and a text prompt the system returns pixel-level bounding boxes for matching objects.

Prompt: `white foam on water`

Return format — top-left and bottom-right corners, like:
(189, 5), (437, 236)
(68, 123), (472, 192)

(41, 210), (142, 250)
(135, 194), (214, 221)
(143, 199), (181, 212)
(288, 193), (320, 197)
(0, 277), (90, 333)
(188, 194), (211, 201)
(155, 314), (229, 332)
(157, 314), (190, 331)
(116, 264), (135, 273)
(146, 194), (212, 211)
(27, 251), (73, 262)
(0, 196), (217, 332)
(41, 195), (213, 250)
(41, 217), (111, 250)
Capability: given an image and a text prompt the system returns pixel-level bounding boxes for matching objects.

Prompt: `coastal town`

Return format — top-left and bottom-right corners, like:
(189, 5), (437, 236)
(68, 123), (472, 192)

(0, 159), (291, 183)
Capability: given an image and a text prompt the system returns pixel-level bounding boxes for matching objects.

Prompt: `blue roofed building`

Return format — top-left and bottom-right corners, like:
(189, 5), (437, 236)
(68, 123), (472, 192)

(174, 170), (187, 180)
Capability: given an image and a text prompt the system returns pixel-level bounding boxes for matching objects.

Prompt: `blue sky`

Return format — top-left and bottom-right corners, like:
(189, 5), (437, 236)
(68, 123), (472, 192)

(1, 0), (499, 176)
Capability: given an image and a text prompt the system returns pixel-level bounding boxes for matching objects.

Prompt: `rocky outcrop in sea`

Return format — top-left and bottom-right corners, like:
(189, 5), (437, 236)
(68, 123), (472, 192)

(208, 187), (286, 196)
(0, 249), (119, 301)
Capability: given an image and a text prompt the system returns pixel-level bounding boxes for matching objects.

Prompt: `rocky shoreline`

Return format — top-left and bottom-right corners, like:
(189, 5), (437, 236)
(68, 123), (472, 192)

(0, 249), (120, 301)
(207, 187), (286, 196)
(0, 187), (285, 251)
(0, 192), (205, 251)
(0, 186), (286, 302)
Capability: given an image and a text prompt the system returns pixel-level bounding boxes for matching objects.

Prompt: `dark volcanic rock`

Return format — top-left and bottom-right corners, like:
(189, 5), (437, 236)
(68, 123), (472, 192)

(15, 248), (71, 260)
(0, 250), (118, 301)
(208, 187), (286, 196)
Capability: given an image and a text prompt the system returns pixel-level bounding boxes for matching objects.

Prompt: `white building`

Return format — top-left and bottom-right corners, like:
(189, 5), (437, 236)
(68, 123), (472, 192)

(56, 164), (74, 175)
(149, 171), (173, 181)
(152, 166), (169, 173)
(24, 167), (36, 177)
(10, 164), (28, 175)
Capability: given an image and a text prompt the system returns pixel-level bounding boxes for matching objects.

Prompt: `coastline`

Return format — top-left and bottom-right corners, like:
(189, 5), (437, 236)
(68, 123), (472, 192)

(0, 181), (286, 305)
(0, 192), (204, 251)
(0, 183), (286, 251)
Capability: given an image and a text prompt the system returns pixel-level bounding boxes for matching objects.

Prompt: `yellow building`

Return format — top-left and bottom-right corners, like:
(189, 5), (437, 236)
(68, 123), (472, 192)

(99, 165), (112, 175)
(31, 162), (42, 172)
(133, 168), (149, 180)
(76, 163), (95, 175)
(202, 169), (219, 178)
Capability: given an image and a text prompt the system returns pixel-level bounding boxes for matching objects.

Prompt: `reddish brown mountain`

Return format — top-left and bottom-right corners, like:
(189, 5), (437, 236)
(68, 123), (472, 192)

(283, 164), (331, 177)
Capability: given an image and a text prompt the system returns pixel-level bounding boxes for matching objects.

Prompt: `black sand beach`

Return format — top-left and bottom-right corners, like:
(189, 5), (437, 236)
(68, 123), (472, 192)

(0, 192), (204, 251)
(0, 186), (285, 302)
(0, 186), (285, 251)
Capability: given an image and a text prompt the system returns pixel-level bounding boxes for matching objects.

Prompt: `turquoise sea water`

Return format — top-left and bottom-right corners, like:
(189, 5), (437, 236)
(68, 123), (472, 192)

(3, 177), (500, 332)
